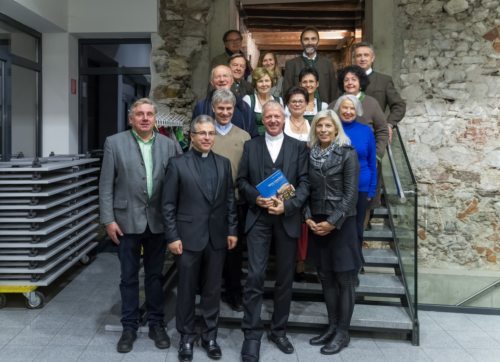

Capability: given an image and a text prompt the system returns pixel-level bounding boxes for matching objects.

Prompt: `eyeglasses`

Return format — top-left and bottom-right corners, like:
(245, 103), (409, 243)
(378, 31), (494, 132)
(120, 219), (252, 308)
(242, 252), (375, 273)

(225, 38), (242, 43)
(290, 100), (305, 105)
(191, 131), (216, 137)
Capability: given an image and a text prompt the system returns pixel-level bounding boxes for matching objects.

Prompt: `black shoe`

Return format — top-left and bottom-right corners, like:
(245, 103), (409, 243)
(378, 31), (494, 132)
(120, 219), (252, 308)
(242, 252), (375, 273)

(223, 294), (244, 312)
(267, 333), (294, 354)
(320, 331), (350, 355)
(294, 272), (306, 283)
(201, 339), (222, 360)
(309, 325), (336, 346)
(148, 324), (170, 349)
(117, 329), (137, 353)
(241, 339), (260, 362)
(178, 342), (193, 361)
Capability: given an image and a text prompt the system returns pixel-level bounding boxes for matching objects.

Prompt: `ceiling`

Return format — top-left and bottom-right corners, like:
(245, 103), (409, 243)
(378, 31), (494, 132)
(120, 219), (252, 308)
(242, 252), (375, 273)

(239, 0), (365, 51)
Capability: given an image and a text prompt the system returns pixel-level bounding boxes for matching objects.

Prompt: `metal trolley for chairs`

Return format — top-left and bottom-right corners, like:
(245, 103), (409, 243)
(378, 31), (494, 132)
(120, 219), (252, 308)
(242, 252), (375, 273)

(0, 154), (100, 308)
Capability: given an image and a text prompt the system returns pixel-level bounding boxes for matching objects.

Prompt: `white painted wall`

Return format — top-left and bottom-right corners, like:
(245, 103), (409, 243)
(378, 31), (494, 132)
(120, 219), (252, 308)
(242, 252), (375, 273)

(42, 33), (79, 156)
(9, 0), (68, 30)
(68, 0), (157, 35)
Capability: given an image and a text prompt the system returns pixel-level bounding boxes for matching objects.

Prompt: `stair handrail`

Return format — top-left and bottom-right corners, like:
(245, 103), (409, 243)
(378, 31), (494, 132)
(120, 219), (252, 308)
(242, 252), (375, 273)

(386, 142), (406, 202)
(455, 279), (500, 306)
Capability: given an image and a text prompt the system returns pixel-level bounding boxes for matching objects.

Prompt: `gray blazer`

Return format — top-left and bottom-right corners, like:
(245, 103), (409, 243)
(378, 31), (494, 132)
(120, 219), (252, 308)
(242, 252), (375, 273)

(366, 71), (406, 126)
(99, 130), (178, 234)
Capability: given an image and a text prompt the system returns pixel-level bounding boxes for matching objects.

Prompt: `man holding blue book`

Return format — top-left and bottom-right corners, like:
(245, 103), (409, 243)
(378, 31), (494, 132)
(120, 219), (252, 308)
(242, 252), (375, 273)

(237, 101), (309, 362)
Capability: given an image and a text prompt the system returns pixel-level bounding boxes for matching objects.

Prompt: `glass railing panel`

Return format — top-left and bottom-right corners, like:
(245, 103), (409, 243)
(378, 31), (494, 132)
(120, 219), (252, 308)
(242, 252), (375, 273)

(381, 127), (418, 319)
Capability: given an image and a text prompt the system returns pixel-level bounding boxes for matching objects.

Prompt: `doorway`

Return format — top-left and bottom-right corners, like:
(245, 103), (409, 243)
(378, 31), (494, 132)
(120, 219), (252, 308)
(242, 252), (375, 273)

(78, 39), (151, 153)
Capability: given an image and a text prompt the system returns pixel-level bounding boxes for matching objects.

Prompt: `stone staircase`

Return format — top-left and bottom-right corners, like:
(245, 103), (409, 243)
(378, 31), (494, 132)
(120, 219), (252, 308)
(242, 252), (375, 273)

(219, 206), (418, 344)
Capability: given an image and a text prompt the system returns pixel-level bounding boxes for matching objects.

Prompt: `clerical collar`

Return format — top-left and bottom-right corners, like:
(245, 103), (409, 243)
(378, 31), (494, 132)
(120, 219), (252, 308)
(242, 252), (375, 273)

(366, 68), (373, 75)
(265, 132), (284, 142)
(192, 148), (210, 158)
(302, 51), (317, 60)
(216, 122), (233, 136)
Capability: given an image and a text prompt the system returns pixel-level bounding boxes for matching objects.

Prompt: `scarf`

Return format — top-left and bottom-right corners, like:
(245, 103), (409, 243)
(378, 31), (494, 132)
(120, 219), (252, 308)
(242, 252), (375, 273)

(310, 142), (336, 170)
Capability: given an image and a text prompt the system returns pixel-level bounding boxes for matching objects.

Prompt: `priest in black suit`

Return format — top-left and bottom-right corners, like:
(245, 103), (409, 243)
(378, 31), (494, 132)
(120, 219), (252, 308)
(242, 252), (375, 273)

(237, 101), (309, 362)
(163, 115), (238, 362)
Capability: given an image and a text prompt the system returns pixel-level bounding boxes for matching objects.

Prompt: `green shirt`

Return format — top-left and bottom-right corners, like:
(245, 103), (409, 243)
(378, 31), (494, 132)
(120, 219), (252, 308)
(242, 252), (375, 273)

(131, 130), (155, 198)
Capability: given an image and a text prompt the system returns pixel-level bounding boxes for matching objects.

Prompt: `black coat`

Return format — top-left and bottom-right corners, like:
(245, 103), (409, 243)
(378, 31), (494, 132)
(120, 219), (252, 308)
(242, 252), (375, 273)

(162, 150), (237, 251)
(305, 144), (359, 229)
(237, 135), (309, 238)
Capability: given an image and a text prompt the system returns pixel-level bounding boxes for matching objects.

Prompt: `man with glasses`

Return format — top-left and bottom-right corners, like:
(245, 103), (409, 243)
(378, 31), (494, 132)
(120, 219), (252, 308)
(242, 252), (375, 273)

(283, 26), (339, 104)
(99, 98), (178, 353)
(163, 115), (238, 362)
(211, 29), (252, 79)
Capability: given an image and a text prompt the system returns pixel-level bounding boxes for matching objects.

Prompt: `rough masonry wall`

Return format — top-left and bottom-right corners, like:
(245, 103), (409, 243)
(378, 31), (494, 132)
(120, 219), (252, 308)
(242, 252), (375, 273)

(151, 0), (213, 120)
(397, 0), (500, 268)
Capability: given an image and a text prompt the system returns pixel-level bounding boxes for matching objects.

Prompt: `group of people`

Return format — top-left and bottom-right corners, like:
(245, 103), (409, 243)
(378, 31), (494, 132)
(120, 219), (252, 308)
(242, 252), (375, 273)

(98, 26), (406, 362)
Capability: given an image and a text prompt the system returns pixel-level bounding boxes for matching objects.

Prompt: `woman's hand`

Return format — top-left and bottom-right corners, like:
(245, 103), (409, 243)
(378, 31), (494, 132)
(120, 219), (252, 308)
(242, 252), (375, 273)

(314, 221), (335, 236)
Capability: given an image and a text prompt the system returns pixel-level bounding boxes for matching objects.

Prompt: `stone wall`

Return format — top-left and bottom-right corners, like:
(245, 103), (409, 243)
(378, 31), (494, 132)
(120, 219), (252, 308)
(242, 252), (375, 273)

(396, 0), (500, 269)
(151, 0), (214, 120)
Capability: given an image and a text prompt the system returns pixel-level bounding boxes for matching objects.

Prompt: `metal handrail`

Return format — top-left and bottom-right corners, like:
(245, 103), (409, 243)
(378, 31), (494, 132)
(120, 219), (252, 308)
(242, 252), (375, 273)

(455, 280), (500, 306)
(386, 143), (406, 202)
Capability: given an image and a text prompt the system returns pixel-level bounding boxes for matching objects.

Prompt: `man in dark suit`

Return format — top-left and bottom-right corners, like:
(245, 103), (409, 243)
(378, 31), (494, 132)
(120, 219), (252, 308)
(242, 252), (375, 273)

(193, 65), (258, 138)
(163, 115), (238, 362)
(99, 98), (178, 353)
(237, 101), (309, 361)
(283, 26), (339, 103)
(353, 42), (406, 142)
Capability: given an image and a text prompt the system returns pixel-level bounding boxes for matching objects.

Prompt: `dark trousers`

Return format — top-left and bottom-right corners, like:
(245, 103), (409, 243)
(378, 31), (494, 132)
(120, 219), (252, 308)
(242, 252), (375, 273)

(317, 269), (358, 333)
(356, 191), (369, 265)
(222, 204), (247, 297)
(242, 215), (297, 340)
(117, 227), (166, 331)
(176, 242), (226, 343)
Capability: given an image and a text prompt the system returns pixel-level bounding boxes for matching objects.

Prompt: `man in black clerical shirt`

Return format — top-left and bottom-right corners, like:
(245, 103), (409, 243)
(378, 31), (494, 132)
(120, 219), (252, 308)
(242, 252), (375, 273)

(163, 115), (238, 362)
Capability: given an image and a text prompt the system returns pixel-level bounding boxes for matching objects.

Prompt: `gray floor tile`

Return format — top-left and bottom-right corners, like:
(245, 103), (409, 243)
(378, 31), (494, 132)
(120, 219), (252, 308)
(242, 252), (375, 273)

(337, 346), (387, 361)
(50, 325), (97, 346)
(122, 349), (168, 362)
(419, 329), (462, 349)
(7, 325), (58, 346)
(417, 312), (445, 331)
(0, 309), (41, 328)
(78, 344), (125, 361)
(0, 327), (23, 346)
(374, 335), (413, 348)
(449, 328), (499, 349)
(427, 311), (482, 332)
(466, 313), (500, 332)
(37, 345), (86, 361)
(486, 329), (500, 345)
(421, 347), (475, 362)
(378, 347), (431, 361)
(0, 344), (45, 361)
(465, 348), (500, 362)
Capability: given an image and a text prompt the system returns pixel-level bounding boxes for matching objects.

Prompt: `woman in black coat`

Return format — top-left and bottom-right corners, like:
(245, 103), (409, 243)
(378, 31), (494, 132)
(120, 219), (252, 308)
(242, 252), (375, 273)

(304, 109), (361, 355)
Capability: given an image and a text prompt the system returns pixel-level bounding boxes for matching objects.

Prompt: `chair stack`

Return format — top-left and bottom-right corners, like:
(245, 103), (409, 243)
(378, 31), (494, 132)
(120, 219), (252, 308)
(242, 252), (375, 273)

(0, 154), (100, 308)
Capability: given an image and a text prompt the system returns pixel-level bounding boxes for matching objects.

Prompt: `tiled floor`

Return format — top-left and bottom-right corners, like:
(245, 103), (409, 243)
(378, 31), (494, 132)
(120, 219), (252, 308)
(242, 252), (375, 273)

(0, 252), (499, 361)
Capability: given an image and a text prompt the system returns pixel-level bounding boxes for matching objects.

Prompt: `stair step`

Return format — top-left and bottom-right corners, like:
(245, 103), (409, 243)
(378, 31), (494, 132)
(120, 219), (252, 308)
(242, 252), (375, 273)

(363, 248), (398, 265)
(269, 273), (404, 296)
(373, 207), (389, 218)
(219, 300), (413, 331)
(363, 224), (393, 242)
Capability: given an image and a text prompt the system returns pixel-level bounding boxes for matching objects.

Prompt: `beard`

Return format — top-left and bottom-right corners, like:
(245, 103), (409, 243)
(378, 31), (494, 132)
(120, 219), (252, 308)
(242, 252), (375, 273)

(304, 45), (317, 55)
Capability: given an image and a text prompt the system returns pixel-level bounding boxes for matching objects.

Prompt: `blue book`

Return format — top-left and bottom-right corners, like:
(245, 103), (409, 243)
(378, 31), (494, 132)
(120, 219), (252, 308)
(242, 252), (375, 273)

(256, 169), (296, 200)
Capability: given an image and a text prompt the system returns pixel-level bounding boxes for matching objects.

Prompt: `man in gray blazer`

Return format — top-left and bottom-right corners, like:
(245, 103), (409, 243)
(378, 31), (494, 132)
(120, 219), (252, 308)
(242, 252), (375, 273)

(283, 26), (339, 103)
(99, 98), (178, 353)
(353, 42), (406, 141)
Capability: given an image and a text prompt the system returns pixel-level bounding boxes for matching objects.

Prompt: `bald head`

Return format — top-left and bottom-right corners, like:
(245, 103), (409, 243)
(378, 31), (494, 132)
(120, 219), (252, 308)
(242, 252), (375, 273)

(210, 65), (234, 90)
